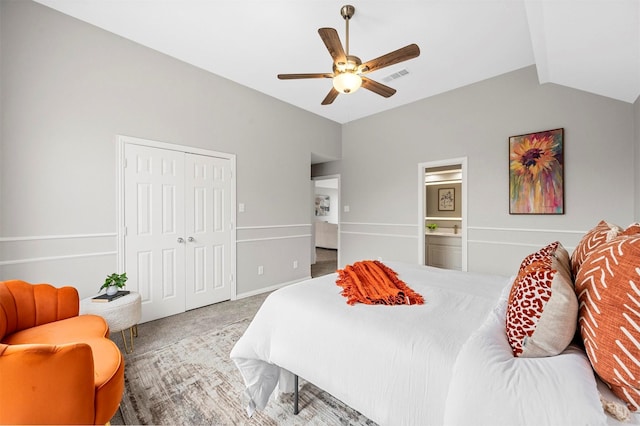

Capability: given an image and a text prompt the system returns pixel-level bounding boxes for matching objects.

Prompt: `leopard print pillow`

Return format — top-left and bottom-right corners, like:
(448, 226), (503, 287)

(506, 242), (577, 357)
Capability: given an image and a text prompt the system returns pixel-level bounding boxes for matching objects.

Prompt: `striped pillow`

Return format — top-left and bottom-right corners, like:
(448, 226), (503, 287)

(620, 222), (640, 236)
(571, 220), (620, 278)
(575, 234), (640, 411)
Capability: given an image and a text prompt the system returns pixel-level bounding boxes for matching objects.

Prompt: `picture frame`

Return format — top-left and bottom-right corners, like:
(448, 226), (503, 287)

(438, 188), (455, 211)
(509, 128), (564, 214)
(315, 195), (330, 216)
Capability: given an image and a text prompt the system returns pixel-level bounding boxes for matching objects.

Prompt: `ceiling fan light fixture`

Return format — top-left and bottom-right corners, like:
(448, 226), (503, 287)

(333, 72), (362, 94)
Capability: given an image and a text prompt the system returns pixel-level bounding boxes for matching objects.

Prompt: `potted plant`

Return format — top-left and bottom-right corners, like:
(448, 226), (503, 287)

(427, 223), (438, 232)
(99, 272), (128, 296)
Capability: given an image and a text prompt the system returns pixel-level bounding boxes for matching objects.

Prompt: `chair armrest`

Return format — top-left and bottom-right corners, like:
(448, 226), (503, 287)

(0, 343), (96, 425)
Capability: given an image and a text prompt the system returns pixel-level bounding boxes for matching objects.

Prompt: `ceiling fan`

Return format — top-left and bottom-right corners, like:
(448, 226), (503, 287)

(277, 5), (421, 105)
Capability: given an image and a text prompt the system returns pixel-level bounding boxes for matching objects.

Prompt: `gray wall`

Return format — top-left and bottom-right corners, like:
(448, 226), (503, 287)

(0, 0), (341, 298)
(2, 1), (638, 296)
(314, 186), (338, 224)
(340, 66), (636, 276)
(636, 97), (640, 220)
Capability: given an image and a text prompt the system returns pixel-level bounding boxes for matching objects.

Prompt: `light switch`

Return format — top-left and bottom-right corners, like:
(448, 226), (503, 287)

(238, 203), (245, 212)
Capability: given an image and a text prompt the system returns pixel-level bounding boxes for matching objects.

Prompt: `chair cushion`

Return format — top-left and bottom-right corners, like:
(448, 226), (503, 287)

(3, 318), (124, 424)
(1, 314), (109, 345)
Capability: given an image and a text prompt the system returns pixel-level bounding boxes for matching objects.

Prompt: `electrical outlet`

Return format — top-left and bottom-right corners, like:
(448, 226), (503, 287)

(238, 203), (245, 213)
(344, 205), (350, 212)
(257, 265), (264, 275)
(293, 260), (298, 269)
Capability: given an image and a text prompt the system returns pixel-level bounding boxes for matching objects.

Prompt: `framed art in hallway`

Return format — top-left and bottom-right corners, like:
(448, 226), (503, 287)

(509, 128), (564, 215)
(438, 188), (455, 211)
(315, 195), (330, 216)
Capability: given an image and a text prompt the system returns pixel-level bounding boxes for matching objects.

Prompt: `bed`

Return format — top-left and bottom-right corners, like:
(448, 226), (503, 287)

(231, 226), (640, 425)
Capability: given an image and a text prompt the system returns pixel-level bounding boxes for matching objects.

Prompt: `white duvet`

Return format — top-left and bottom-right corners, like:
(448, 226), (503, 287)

(230, 262), (639, 425)
(231, 262), (509, 425)
(444, 285), (640, 426)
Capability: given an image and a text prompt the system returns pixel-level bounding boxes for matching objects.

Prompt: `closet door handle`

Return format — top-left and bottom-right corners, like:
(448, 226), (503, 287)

(177, 237), (185, 243)
(188, 237), (195, 242)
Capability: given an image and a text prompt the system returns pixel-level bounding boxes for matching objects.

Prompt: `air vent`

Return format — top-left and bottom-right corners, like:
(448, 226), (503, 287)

(382, 69), (410, 83)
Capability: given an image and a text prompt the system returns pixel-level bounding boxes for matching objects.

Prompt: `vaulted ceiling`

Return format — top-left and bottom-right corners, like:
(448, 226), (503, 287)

(34, 0), (640, 124)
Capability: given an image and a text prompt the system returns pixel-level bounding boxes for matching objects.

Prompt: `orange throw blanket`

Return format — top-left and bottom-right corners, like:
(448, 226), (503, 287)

(336, 260), (424, 306)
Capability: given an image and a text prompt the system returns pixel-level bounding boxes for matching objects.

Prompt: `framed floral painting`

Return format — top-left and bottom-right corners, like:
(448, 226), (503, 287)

(509, 128), (564, 214)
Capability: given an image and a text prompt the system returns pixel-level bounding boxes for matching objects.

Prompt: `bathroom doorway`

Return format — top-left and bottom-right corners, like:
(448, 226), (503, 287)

(312, 176), (339, 277)
(418, 158), (467, 271)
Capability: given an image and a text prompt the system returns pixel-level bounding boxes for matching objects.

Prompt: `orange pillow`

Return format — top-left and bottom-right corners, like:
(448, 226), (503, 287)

(506, 242), (577, 357)
(575, 234), (640, 411)
(620, 222), (640, 236)
(571, 220), (620, 277)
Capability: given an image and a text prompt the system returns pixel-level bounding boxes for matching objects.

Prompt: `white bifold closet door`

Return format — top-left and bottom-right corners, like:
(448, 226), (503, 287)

(124, 143), (232, 323)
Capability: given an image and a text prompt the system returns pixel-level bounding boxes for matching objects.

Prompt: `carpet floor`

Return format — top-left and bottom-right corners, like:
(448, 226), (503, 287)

(311, 248), (338, 278)
(110, 288), (376, 425)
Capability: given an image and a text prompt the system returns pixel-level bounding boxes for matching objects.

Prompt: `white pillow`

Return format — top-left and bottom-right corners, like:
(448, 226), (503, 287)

(444, 285), (609, 425)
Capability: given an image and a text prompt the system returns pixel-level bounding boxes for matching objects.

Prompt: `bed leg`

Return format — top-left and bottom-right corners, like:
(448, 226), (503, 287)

(294, 374), (299, 415)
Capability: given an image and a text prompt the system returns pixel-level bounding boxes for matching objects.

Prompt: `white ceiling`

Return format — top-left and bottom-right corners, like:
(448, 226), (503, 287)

(34, 0), (640, 124)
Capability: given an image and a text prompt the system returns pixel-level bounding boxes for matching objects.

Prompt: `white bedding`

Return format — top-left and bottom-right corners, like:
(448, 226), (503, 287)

(231, 262), (510, 425)
(445, 284), (607, 426)
(444, 285), (617, 425)
(231, 261), (639, 425)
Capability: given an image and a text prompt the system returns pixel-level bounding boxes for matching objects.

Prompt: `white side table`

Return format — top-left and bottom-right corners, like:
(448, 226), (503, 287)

(80, 292), (142, 353)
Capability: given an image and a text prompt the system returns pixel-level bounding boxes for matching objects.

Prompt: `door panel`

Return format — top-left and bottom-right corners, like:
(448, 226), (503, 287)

(184, 153), (231, 310)
(125, 144), (186, 323)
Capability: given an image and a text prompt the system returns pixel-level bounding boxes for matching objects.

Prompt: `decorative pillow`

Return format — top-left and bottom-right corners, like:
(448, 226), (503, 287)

(575, 234), (640, 411)
(518, 241), (558, 270)
(571, 220), (621, 278)
(620, 222), (640, 237)
(506, 242), (577, 357)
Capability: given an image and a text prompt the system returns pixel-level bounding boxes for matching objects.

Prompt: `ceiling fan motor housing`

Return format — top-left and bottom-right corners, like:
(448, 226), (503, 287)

(334, 55), (362, 73)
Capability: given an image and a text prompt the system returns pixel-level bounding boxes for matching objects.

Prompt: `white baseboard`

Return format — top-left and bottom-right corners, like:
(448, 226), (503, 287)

(234, 276), (312, 300)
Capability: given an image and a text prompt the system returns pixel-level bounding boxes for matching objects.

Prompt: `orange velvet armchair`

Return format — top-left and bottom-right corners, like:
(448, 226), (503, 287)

(0, 280), (124, 425)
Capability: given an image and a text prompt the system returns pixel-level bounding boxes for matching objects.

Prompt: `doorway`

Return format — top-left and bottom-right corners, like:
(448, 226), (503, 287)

(117, 136), (236, 323)
(312, 176), (339, 277)
(418, 158), (467, 271)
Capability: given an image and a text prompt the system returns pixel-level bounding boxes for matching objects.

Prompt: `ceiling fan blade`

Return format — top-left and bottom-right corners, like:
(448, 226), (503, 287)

(278, 73), (333, 80)
(361, 77), (396, 98)
(318, 28), (346, 64)
(360, 44), (420, 74)
(321, 88), (340, 105)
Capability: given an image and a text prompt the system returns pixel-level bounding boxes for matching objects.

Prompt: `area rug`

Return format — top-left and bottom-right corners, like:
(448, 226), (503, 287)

(120, 318), (376, 425)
